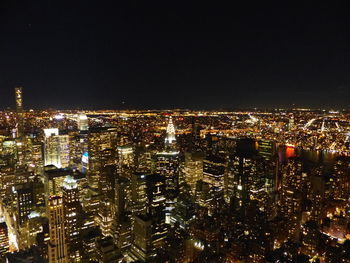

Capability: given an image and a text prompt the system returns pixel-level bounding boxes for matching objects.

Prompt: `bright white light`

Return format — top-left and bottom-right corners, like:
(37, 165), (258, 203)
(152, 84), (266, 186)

(54, 114), (64, 120)
(44, 128), (59, 137)
(9, 232), (18, 251)
(78, 114), (88, 120)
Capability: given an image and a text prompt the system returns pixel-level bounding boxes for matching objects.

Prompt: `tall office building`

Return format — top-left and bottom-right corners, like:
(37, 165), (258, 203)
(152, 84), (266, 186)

(155, 152), (179, 197)
(224, 139), (276, 211)
(155, 117), (180, 223)
(165, 116), (176, 148)
(129, 174), (167, 261)
(183, 152), (204, 194)
(0, 222), (9, 259)
(280, 157), (304, 241)
(113, 176), (132, 251)
(87, 127), (117, 192)
(155, 152), (179, 224)
(31, 143), (44, 175)
(96, 196), (114, 237)
(96, 236), (122, 263)
(117, 145), (135, 178)
(62, 176), (82, 261)
(44, 129), (70, 168)
(131, 173), (148, 216)
(15, 185), (34, 225)
(203, 155), (226, 197)
(45, 168), (75, 198)
(227, 154), (270, 209)
(15, 87), (23, 112)
(77, 114), (89, 131)
(115, 176), (130, 221)
(48, 196), (68, 263)
(15, 87), (24, 137)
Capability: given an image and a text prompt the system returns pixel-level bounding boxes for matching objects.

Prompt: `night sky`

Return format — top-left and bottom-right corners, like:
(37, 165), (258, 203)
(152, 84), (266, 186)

(1, 1), (350, 109)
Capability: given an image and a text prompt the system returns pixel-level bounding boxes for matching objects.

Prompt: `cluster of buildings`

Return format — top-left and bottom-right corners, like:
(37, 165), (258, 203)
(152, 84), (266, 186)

(0, 88), (349, 262)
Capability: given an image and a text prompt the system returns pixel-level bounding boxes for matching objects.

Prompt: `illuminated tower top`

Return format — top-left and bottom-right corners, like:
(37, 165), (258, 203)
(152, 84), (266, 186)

(15, 87), (24, 137)
(15, 87), (23, 112)
(63, 175), (78, 190)
(165, 116), (176, 146)
(77, 113), (89, 131)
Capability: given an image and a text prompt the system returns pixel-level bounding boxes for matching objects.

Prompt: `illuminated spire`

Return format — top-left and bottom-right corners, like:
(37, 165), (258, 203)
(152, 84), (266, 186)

(165, 116), (176, 145)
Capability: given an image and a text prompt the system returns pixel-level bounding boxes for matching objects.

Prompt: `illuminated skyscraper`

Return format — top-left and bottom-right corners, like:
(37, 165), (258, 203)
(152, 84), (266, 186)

(165, 116), (176, 147)
(77, 114), (89, 131)
(113, 176), (132, 251)
(117, 145), (135, 178)
(31, 143), (44, 175)
(16, 185), (34, 225)
(155, 152), (179, 196)
(129, 174), (167, 261)
(44, 129), (70, 168)
(45, 168), (80, 198)
(155, 151), (179, 223)
(87, 127), (117, 192)
(48, 196), (68, 263)
(0, 222), (9, 259)
(203, 155), (226, 197)
(96, 196), (114, 237)
(15, 87), (23, 112)
(279, 157), (305, 241)
(155, 117), (180, 223)
(15, 87), (24, 137)
(44, 129), (60, 167)
(183, 152), (204, 194)
(62, 176), (82, 262)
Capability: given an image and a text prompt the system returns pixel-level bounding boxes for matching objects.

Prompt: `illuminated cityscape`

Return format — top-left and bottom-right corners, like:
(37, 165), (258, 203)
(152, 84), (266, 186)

(0, 88), (349, 262)
(2, 2), (350, 263)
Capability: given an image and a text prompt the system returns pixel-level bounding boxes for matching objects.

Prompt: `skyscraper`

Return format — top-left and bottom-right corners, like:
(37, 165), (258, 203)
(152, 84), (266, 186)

(44, 129), (60, 168)
(77, 114), (89, 131)
(15, 87), (23, 112)
(183, 152), (204, 194)
(48, 196), (68, 263)
(44, 129), (70, 168)
(87, 127), (117, 193)
(203, 155), (226, 197)
(155, 117), (180, 223)
(16, 185), (34, 225)
(117, 145), (135, 178)
(15, 87), (24, 137)
(165, 116), (176, 147)
(0, 222), (9, 259)
(129, 173), (167, 261)
(62, 176), (82, 262)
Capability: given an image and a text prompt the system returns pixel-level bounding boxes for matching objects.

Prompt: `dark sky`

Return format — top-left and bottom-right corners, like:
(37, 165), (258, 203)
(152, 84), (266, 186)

(1, 1), (350, 109)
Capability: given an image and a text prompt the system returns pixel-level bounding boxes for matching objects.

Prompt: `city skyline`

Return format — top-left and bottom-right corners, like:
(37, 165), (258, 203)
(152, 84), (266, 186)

(0, 87), (350, 262)
(1, 3), (350, 262)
